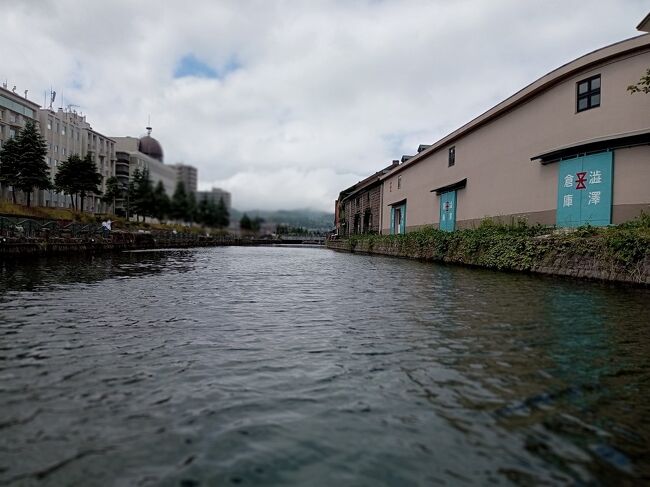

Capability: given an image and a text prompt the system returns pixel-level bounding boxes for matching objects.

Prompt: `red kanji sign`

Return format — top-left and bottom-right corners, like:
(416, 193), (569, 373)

(576, 172), (587, 190)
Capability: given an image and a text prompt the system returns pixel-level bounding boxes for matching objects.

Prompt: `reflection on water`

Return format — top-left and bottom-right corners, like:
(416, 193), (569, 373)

(0, 250), (195, 293)
(0, 247), (648, 485)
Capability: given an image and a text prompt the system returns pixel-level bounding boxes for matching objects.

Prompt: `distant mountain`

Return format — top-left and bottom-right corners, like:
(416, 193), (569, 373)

(230, 208), (334, 231)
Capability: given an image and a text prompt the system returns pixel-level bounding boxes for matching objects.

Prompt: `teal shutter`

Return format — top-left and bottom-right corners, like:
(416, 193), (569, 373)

(439, 191), (456, 232)
(556, 152), (612, 227)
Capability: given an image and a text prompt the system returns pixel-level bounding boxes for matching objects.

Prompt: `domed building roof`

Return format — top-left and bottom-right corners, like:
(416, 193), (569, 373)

(139, 127), (164, 162)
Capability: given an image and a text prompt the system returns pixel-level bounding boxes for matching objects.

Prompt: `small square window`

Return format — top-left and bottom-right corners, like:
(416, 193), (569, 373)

(576, 74), (600, 112)
(448, 146), (456, 167)
(578, 97), (588, 111)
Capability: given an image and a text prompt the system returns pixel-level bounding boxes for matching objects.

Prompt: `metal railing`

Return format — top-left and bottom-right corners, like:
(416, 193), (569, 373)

(0, 216), (102, 239)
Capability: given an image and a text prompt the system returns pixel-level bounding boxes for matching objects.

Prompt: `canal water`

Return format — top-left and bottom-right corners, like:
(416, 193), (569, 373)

(0, 247), (648, 486)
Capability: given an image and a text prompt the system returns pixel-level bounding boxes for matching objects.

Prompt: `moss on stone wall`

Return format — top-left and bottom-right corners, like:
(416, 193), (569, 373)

(330, 214), (650, 284)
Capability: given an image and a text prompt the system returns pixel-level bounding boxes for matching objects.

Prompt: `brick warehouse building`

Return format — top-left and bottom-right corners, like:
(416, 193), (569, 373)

(336, 161), (398, 236)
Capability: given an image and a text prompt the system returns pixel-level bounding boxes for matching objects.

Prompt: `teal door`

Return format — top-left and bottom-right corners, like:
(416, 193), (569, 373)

(390, 203), (407, 234)
(439, 190), (456, 232)
(556, 152), (613, 227)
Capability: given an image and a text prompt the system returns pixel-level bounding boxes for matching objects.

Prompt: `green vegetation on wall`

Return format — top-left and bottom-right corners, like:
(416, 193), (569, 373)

(344, 214), (650, 280)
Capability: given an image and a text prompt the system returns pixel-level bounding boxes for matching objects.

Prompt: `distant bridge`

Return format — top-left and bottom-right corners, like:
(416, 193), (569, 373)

(251, 236), (326, 245)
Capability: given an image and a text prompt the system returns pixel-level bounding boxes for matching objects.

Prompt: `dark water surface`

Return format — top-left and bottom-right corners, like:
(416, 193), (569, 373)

(0, 247), (649, 486)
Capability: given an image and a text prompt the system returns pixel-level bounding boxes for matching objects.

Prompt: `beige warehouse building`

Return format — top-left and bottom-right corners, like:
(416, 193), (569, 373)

(379, 32), (650, 234)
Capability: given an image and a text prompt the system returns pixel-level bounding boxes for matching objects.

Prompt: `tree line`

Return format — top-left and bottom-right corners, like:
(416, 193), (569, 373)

(124, 169), (229, 228)
(0, 120), (103, 210)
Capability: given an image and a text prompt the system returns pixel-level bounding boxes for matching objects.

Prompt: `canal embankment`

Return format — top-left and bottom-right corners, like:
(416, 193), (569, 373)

(327, 216), (650, 285)
(0, 213), (324, 257)
(0, 233), (324, 257)
(0, 233), (238, 256)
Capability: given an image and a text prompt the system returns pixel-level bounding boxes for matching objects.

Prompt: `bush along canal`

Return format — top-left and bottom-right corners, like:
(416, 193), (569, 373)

(327, 214), (650, 285)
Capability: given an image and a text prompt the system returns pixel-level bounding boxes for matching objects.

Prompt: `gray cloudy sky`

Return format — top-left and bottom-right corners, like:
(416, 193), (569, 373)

(1, 0), (647, 211)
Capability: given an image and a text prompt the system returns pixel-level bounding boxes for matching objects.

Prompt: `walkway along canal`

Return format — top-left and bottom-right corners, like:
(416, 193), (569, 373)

(0, 246), (649, 485)
(0, 215), (325, 257)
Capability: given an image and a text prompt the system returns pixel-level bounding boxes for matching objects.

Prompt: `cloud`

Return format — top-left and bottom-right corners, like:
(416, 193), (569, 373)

(201, 167), (362, 212)
(1, 0), (646, 211)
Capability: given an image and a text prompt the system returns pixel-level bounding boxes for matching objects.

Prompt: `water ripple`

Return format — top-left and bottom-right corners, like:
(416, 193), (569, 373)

(0, 247), (649, 485)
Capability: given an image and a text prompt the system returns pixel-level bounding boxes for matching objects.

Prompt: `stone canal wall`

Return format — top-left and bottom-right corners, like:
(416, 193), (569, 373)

(0, 233), (324, 257)
(326, 221), (650, 285)
(0, 234), (234, 256)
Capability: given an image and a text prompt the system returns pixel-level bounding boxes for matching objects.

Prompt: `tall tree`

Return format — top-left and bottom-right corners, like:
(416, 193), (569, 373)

(251, 216), (264, 233)
(240, 213), (252, 231)
(102, 176), (121, 214)
(151, 180), (170, 222)
(187, 190), (197, 224)
(127, 169), (140, 220)
(171, 180), (189, 221)
(140, 168), (154, 218)
(77, 154), (102, 213)
(15, 120), (49, 207)
(54, 154), (83, 209)
(196, 197), (210, 226)
(216, 196), (230, 229)
(128, 168), (154, 221)
(0, 136), (20, 204)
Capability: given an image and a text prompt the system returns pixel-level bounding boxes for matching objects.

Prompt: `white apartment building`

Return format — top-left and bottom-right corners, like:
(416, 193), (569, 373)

(0, 85), (40, 204)
(37, 107), (116, 212)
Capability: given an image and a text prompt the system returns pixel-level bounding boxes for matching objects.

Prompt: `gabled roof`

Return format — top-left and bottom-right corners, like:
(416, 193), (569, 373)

(638, 12), (650, 32)
(339, 161), (399, 202)
(380, 34), (650, 180)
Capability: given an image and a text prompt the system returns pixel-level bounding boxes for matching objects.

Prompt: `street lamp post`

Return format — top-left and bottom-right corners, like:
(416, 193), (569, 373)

(120, 184), (130, 221)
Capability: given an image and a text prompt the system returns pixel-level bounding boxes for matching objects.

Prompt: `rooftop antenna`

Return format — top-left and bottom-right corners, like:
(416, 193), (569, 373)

(24, 89), (28, 99)
(2, 80), (6, 89)
(146, 114), (152, 136)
